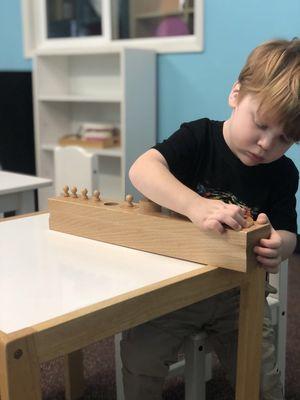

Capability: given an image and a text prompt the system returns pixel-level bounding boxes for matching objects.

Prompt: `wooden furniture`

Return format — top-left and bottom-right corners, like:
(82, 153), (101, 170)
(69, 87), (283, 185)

(48, 191), (284, 400)
(0, 204), (268, 399)
(48, 192), (267, 272)
(115, 261), (288, 400)
(0, 170), (52, 215)
(33, 47), (156, 209)
(58, 136), (116, 149)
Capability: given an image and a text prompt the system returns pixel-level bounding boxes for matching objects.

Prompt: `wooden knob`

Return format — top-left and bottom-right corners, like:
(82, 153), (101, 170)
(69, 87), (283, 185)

(138, 197), (161, 213)
(81, 188), (88, 200)
(243, 208), (254, 228)
(71, 186), (78, 198)
(93, 190), (101, 201)
(245, 216), (254, 228)
(125, 194), (133, 206)
(120, 194), (134, 208)
(62, 185), (70, 197)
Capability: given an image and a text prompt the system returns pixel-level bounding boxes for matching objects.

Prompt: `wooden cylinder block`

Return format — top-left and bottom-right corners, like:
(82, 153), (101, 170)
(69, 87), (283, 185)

(138, 197), (162, 214)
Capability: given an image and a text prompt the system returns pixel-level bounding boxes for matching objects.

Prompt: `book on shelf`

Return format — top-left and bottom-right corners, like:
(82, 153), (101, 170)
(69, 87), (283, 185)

(58, 123), (120, 149)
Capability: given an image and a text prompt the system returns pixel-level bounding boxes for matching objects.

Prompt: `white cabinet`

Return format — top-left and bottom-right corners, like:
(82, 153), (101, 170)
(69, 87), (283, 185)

(33, 47), (156, 208)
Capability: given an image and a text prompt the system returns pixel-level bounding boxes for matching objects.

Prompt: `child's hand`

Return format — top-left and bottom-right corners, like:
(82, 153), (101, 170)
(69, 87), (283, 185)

(186, 196), (248, 234)
(254, 213), (282, 274)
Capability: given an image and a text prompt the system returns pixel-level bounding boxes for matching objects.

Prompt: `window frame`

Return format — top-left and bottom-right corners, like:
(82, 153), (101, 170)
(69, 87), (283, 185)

(22, 0), (204, 56)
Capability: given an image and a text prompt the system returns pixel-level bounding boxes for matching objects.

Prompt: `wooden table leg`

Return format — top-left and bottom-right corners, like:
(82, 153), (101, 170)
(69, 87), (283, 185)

(64, 349), (85, 400)
(235, 266), (266, 400)
(0, 333), (42, 400)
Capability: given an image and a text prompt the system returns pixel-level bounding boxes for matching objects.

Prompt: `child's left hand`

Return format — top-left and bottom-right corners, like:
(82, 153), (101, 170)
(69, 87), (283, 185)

(253, 213), (282, 274)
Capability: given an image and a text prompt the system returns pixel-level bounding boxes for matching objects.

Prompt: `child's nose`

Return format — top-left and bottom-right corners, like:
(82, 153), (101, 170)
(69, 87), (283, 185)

(257, 134), (273, 150)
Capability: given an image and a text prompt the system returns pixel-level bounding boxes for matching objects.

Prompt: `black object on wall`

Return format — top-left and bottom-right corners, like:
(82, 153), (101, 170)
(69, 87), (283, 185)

(0, 71), (36, 175)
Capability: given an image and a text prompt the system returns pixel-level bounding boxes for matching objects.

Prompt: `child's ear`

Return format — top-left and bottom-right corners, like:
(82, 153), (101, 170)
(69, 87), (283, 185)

(228, 81), (241, 108)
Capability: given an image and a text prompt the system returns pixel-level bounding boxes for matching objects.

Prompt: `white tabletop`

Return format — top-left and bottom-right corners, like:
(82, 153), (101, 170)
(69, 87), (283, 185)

(0, 214), (205, 334)
(0, 171), (52, 195)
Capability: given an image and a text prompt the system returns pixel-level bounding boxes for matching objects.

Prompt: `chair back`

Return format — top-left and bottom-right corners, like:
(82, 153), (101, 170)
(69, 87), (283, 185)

(54, 146), (98, 196)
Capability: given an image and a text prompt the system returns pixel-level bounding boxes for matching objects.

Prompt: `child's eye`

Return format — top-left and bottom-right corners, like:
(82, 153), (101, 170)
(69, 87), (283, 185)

(255, 121), (268, 130)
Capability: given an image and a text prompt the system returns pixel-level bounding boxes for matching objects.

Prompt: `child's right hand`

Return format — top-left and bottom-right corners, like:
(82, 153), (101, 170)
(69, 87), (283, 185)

(186, 196), (248, 234)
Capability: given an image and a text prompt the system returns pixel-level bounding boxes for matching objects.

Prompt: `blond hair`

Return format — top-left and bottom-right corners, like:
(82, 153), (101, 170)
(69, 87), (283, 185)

(238, 38), (300, 141)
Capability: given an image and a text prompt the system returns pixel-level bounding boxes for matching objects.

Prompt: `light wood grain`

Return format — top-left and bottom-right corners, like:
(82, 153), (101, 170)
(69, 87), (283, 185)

(31, 266), (244, 362)
(49, 196), (270, 272)
(58, 137), (116, 149)
(0, 208), (269, 400)
(236, 268), (266, 399)
(0, 329), (41, 400)
(64, 350), (85, 400)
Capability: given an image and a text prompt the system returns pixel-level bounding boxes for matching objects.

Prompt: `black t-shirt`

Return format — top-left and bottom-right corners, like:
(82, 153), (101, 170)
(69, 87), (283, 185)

(153, 118), (299, 233)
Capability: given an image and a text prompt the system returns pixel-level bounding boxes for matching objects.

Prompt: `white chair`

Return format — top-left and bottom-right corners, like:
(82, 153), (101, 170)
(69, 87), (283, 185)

(115, 330), (212, 400)
(54, 146), (98, 196)
(268, 259), (288, 391)
(115, 261), (288, 399)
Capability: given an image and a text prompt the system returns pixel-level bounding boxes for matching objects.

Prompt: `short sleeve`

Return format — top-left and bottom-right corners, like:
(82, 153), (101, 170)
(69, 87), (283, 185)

(153, 119), (207, 187)
(267, 158), (299, 233)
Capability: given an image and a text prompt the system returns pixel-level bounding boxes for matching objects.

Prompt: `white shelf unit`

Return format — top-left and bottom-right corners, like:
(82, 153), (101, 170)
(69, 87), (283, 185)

(33, 48), (156, 209)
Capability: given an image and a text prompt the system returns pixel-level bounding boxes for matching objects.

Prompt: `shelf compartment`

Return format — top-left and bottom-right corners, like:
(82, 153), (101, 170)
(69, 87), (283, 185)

(36, 53), (122, 98)
(37, 102), (121, 146)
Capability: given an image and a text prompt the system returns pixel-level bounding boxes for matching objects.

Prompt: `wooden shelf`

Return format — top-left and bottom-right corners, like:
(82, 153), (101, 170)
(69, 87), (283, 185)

(41, 143), (123, 157)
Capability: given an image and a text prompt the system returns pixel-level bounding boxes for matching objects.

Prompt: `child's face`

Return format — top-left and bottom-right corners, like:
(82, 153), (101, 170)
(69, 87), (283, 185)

(224, 86), (294, 166)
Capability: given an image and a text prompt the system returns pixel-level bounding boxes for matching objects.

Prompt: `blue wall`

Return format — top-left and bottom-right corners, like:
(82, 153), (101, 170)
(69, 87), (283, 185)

(0, 1), (31, 70)
(1, 0), (300, 225)
(158, 0), (300, 137)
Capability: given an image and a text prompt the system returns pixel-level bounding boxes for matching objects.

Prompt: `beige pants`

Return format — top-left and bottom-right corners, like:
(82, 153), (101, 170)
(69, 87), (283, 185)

(121, 288), (283, 400)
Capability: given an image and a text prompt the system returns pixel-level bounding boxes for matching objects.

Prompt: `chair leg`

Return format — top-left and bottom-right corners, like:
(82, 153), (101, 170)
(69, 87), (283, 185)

(114, 333), (125, 400)
(64, 350), (85, 400)
(277, 311), (287, 393)
(184, 332), (207, 400)
(268, 261), (288, 393)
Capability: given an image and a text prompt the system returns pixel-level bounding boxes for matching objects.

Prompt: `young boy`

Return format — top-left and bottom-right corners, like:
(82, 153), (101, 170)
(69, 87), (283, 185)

(121, 39), (300, 399)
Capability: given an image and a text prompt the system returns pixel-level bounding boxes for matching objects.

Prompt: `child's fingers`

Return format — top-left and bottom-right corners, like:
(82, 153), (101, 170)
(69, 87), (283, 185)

(226, 205), (248, 227)
(257, 260), (280, 274)
(256, 213), (269, 225)
(256, 255), (281, 266)
(254, 246), (278, 258)
(213, 208), (247, 231)
(221, 215), (244, 231)
(204, 218), (225, 234)
(259, 237), (282, 248)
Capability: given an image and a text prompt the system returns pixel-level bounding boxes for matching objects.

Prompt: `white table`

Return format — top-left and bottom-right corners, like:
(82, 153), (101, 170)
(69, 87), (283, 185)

(0, 213), (265, 400)
(0, 171), (52, 214)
